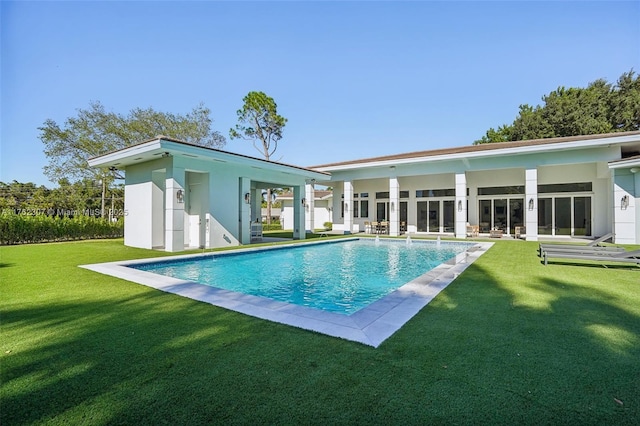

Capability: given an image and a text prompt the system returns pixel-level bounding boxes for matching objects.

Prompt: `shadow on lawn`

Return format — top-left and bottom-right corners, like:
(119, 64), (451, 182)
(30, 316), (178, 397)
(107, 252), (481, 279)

(1, 290), (340, 425)
(2, 242), (639, 424)
(383, 256), (639, 424)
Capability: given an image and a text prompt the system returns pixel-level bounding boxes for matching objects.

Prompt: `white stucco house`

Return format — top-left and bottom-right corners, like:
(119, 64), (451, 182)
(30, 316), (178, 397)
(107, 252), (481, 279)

(278, 190), (333, 231)
(89, 131), (640, 251)
(88, 136), (327, 251)
(311, 131), (640, 245)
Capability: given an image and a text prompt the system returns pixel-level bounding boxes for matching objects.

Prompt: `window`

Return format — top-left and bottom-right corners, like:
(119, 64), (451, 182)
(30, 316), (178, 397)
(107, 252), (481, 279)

(416, 189), (455, 198)
(376, 191), (390, 199)
(477, 186), (524, 196)
(538, 182), (592, 193)
(360, 200), (369, 218)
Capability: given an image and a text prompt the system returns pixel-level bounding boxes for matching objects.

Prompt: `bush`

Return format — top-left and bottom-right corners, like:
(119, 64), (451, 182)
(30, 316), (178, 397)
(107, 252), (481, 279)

(323, 222), (332, 231)
(0, 212), (123, 245)
(261, 223), (283, 231)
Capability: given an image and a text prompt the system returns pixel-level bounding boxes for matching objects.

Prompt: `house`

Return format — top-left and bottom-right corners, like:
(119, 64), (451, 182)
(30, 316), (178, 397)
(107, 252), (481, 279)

(278, 190), (333, 231)
(310, 131), (640, 244)
(88, 136), (327, 251)
(89, 131), (640, 250)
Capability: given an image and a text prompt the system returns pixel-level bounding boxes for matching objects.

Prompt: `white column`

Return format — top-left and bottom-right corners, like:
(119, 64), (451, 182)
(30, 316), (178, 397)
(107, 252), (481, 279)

(455, 173), (467, 239)
(165, 167), (185, 252)
(343, 181), (353, 234)
(389, 177), (400, 236)
(525, 168), (538, 241)
(612, 169), (638, 244)
(305, 182), (315, 233)
(293, 185), (306, 240)
(239, 177), (251, 245)
(251, 188), (261, 223)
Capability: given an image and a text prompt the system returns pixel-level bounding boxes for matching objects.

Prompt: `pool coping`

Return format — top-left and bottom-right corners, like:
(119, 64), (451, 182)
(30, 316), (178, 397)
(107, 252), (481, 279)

(80, 238), (493, 348)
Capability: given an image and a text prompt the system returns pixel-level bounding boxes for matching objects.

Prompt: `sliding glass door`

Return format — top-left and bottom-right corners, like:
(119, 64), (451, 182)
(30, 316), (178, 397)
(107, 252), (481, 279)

(537, 196), (592, 236)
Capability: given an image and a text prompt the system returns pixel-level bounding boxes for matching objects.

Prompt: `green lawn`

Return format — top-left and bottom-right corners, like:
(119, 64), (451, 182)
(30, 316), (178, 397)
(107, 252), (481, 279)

(2, 238), (639, 425)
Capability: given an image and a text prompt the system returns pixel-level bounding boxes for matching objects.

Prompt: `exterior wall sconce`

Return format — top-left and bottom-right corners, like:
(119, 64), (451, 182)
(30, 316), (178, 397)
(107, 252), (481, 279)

(457, 200), (463, 212)
(390, 202), (395, 212)
(528, 198), (534, 210)
(630, 168), (639, 174)
(176, 189), (184, 204)
(621, 195), (629, 209)
(301, 198), (306, 206)
(344, 202), (348, 212)
(244, 193), (251, 204)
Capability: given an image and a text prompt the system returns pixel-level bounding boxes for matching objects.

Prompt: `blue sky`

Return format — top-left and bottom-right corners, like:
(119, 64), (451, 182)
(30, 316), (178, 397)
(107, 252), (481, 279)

(2, 1), (639, 186)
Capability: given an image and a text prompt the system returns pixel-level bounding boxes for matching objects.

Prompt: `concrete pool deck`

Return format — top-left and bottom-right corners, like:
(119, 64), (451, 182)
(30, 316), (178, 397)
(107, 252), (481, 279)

(80, 238), (493, 347)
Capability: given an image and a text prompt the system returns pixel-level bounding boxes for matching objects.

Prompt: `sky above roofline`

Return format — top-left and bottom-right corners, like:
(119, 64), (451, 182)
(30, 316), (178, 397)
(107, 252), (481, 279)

(2, 1), (639, 186)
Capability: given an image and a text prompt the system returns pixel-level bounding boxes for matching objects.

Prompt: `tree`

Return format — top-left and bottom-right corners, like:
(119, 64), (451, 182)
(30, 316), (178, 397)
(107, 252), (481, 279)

(39, 101), (226, 217)
(475, 70), (639, 144)
(230, 91), (287, 225)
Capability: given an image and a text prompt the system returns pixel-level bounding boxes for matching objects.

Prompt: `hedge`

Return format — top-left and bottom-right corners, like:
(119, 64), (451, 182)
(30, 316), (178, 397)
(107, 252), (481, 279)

(0, 213), (123, 245)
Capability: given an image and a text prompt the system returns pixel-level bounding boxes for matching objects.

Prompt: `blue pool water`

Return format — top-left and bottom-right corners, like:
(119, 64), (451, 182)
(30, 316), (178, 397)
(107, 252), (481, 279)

(131, 239), (473, 315)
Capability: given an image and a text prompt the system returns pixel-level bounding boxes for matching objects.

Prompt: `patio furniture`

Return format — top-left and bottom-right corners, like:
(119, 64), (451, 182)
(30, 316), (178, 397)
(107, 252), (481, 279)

(538, 233), (615, 255)
(379, 221), (389, 234)
(466, 224), (479, 237)
(514, 226), (526, 239)
(542, 248), (640, 266)
(364, 221), (371, 234)
(489, 228), (503, 238)
(400, 221), (407, 233)
(371, 221), (380, 234)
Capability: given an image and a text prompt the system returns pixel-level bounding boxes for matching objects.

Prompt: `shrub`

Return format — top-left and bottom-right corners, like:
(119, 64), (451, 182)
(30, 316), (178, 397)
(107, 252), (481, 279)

(0, 212), (123, 245)
(323, 222), (332, 230)
(262, 223), (283, 231)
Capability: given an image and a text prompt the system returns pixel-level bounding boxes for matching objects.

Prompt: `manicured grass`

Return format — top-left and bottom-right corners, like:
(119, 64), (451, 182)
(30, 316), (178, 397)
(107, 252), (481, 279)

(2, 239), (639, 424)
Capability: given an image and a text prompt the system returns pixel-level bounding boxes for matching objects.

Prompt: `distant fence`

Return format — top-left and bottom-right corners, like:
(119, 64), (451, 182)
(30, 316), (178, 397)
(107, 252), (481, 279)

(0, 212), (123, 245)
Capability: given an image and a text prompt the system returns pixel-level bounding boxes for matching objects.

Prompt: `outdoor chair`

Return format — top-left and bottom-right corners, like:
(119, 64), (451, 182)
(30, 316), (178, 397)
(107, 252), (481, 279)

(371, 221), (379, 234)
(379, 221), (389, 234)
(542, 247), (640, 266)
(538, 233), (614, 255)
(466, 223), (479, 237)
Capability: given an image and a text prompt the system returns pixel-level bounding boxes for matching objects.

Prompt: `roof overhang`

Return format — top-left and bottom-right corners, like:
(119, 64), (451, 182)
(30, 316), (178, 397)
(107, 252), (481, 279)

(88, 136), (329, 181)
(608, 155), (640, 170)
(312, 132), (640, 173)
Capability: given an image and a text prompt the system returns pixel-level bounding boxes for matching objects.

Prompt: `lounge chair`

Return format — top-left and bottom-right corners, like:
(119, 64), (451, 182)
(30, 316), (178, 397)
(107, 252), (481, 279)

(542, 248), (640, 266)
(538, 233), (615, 256)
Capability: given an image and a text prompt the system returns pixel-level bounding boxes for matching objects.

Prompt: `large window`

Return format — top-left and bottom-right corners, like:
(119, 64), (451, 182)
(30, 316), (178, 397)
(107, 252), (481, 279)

(538, 196), (592, 236)
(478, 198), (524, 234)
(360, 200), (369, 218)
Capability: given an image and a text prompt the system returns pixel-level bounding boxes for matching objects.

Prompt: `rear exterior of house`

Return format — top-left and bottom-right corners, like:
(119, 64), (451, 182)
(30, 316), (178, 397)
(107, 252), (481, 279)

(89, 132), (640, 250)
(311, 132), (640, 244)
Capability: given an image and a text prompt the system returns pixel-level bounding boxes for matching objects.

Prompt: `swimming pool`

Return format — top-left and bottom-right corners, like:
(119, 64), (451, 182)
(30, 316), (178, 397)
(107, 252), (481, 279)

(131, 239), (473, 315)
(81, 238), (492, 347)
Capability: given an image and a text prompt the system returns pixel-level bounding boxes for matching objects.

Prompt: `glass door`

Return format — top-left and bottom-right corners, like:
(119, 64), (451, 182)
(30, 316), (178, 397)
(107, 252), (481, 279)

(443, 200), (455, 232)
(574, 197), (591, 236)
(555, 197), (571, 235)
(417, 201), (428, 231)
(376, 202), (389, 221)
(428, 200), (440, 232)
(509, 198), (524, 235)
(493, 199), (507, 231)
(538, 198), (552, 235)
(479, 200), (492, 232)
